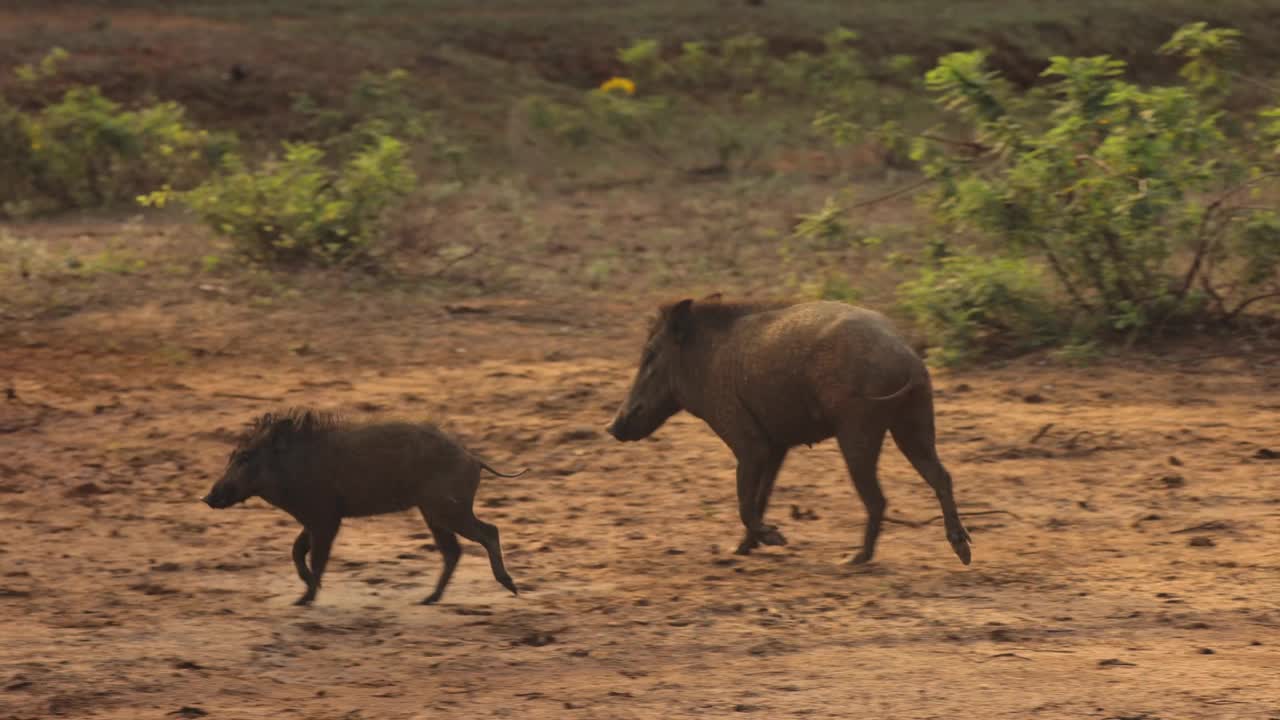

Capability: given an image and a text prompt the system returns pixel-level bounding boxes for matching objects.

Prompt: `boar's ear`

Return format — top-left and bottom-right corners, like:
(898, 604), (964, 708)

(668, 298), (694, 344)
(266, 415), (296, 450)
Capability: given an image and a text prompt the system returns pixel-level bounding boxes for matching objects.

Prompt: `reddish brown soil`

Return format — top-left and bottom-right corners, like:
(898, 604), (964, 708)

(2, 266), (1279, 719)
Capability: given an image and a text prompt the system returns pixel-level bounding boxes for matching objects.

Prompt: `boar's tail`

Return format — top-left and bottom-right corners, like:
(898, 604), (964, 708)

(866, 376), (915, 402)
(477, 461), (529, 479)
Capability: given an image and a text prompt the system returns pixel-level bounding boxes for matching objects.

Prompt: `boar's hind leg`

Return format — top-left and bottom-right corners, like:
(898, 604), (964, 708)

(837, 424), (888, 564)
(291, 529), (314, 588)
(295, 517), (341, 606)
(734, 448), (788, 555)
(420, 512), (462, 605)
(451, 511), (518, 597)
(889, 405), (972, 566)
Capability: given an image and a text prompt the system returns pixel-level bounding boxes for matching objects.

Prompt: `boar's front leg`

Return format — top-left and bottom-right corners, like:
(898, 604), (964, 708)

(733, 447), (788, 555)
(291, 529), (314, 588)
(295, 517), (340, 606)
(753, 448), (788, 527)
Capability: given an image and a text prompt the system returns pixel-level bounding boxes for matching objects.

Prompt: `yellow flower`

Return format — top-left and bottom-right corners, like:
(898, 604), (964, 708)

(599, 76), (636, 95)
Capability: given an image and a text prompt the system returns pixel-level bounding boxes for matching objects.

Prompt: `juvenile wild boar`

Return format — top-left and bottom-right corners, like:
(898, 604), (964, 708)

(606, 295), (972, 565)
(202, 410), (526, 606)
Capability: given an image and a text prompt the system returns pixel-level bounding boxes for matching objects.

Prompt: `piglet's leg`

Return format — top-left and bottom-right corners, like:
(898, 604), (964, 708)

(451, 511), (518, 597)
(421, 513), (461, 605)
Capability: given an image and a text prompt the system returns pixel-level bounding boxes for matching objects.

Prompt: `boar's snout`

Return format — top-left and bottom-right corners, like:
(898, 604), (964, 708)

(606, 405), (644, 442)
(605, 418), (621, 440)
(202, 485), (239, 509)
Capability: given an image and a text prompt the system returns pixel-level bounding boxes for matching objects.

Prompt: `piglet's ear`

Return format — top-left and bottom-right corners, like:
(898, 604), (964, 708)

(668, 298), (694, 344)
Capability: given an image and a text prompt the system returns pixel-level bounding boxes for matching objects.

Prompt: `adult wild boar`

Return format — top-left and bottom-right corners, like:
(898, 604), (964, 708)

(202, 409), (525, 606)
(606, 296), (971, 565)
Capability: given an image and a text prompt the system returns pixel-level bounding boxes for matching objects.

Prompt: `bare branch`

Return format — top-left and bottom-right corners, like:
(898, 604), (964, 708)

(846, 176), (936, 211)
(426, 246), (481, 279)
(1226, 291), (1280, 320)
(920, 133), (989, 154)
(1033, 238), (1094, 313)
(1180, 173), (1280, 298)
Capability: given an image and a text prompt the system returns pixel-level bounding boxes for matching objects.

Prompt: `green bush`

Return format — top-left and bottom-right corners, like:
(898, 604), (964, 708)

(899, 252), (1062, 366)
(805, 23), (1278, 363)
(907, 24), (1279, 335)
(1, 49), (234, 218)
(143, 136), (416, 266)
(292, 68), (466, 178)
(0, 102), (42, 214)
(521, 29), (919, 177)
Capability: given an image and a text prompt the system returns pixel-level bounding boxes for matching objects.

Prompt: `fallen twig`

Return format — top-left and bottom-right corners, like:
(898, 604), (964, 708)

(1171, 521), (1230, 535)
(922, 509), (1021, 525)
(976, 652), (1032, 663)
(1029, 423), (1055, 444)
(211, 392), (283, 403)
(883, 515), (922, 528)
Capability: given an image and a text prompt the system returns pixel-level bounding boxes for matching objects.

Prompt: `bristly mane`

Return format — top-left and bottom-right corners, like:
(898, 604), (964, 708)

(234, 408), (342, 452)
(651, 296), (790, 333)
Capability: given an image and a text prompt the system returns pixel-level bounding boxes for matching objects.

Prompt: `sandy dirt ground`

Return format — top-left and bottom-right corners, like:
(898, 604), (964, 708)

(2, 288), (1279, 720)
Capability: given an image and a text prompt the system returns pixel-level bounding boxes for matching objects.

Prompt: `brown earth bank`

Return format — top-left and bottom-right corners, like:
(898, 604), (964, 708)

(5, 1), (1280, 144)
(2, 265), (1279, 719)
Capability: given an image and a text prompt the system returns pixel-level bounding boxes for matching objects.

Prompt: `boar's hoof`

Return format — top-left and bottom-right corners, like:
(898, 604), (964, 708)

(293, 595), (315, 606)
(752, 527), (783, 543)
(950, 528), (972, 565)
(498, 574), (519, 597)
(420, 593), (443, 606)
(736, 526), (786, 555)
(757, 525), (787, 547)
(846, 548), (874, 565)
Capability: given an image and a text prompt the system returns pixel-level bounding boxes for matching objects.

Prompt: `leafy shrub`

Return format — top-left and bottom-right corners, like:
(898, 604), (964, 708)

(143, 136), (416, 266)
(805, 23), (1278, 363)
(908, 24), (1279, 334)
(292, 68), (466, 178)
(0, 103), (41, 215)
(523, 88), (673, 160)
(899, 252), (1062, 366)
(0, 49), (234, 218)
(137, 68), (453, 266)
(520, 29), (919, 178)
